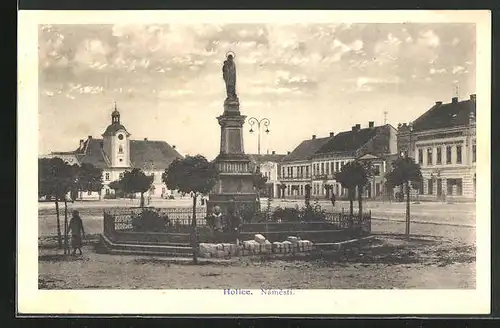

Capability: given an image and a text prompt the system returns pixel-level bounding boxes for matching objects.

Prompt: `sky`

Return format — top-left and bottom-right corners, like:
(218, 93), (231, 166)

(38, 23), (476, 159)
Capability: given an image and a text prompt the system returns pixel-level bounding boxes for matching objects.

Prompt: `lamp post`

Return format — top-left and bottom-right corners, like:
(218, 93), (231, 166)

(248, 117), (270, 155)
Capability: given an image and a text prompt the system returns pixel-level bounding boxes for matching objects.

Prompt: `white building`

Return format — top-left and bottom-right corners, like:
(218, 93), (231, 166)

(40, 105), (183, 200)
(310, 122), (398, 200)
(278, 133), (334, 199)
(248, 151), (286, 198)
(398, 95), (476, 201)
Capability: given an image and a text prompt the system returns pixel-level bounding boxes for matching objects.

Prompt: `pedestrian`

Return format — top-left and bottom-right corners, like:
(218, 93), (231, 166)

(330, 193), (336, 207)
(68, 210), (85, 256)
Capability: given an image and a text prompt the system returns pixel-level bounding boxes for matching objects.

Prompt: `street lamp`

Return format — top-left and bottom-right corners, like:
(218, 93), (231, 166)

(248, 117), (271, 155)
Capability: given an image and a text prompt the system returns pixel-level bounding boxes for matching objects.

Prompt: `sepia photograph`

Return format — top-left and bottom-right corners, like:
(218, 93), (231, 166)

(18, 10), (490, 315)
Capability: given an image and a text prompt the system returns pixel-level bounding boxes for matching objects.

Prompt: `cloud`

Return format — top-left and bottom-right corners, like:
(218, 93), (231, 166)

(429, 67), (447, 75)
(73, 39), (111, 68)
(417, 30), (440, 48)
(452, 65), (466, 74)
(355, 76), (402, 89)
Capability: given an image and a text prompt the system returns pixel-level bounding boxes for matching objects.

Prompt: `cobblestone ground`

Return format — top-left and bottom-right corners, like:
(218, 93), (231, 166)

(39, 232), (475, 290)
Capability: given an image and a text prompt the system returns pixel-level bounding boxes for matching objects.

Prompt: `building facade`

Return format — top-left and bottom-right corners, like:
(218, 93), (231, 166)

(311, 122), (398, 200)
(248, 152), (286, 198)
(40, 105), (183, 200)
(278, 133), (334, 199)
(398, 95), (476, 201)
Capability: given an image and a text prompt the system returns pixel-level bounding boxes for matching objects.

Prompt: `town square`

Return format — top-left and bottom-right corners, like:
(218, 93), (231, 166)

(35, 20), (478, 292)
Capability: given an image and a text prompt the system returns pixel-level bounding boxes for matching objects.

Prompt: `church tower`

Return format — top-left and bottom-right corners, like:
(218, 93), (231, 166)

(102, 103), (131, 168)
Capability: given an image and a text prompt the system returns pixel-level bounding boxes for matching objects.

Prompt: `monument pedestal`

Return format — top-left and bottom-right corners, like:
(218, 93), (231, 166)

(208, 97), (258, 220)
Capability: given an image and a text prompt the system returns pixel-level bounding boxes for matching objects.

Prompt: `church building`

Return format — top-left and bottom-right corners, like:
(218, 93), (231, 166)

(40, 104), (183, 200)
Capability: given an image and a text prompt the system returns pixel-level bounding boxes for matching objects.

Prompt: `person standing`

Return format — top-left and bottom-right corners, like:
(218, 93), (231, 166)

(68, 210), (85, 256)
(330, 193), (336, 208)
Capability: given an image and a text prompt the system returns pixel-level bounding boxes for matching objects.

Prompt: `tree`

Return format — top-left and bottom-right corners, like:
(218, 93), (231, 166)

(38, 158), (76, 251)
(74, 163), (103, 200)
(252, 168), (268, 210)
(119, 168), (154, 208)
(385, 156), (423, 236)
(335, 161), (369, 224)
(162, 155), (219, 264)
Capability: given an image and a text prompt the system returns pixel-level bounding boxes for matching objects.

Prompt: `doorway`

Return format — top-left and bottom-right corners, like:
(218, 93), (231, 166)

(436, 178), (442, 199)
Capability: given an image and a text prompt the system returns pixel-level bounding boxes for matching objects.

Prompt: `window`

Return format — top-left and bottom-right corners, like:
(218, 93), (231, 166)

(119, 158), (123, 162)
(472, 144), (476, 163)
(456, 145), (462, 164)
(105, 189), (110, 195)
(87, 190), (92, 196)
(119, 173), (124, 179)
(300, 185), (304, 196)
(418, 149), (423, 164)
(321, 162), (324, 175)
(335, 162), (339, 172)
(330, 162), (334, 174)
(436, 147), (442, 165)
(105, 173), (110, 181)
(427, 179), (433, 195)
(118, 134), (124, 140)
(305, 166), (309, 177)
(373, 165), (380, 176)
(326, 162), (329, 175)
(427, 148), (433, 165)
(282, 167), (285, 178)
(446, 146), (452, 164)
(419, 180), (424, 195)
(119, 145), (123, 153)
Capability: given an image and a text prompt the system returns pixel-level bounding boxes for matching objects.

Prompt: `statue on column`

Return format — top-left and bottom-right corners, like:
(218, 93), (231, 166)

(222, 51), (237, 99)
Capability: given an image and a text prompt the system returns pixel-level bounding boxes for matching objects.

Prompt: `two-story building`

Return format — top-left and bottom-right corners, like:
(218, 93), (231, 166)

(278, 133), (335, 198)
(398, 95), (476, 201)
(311, 122), (398, 200)
(248, 151), (287, 198)
(40, 105), (183, 200)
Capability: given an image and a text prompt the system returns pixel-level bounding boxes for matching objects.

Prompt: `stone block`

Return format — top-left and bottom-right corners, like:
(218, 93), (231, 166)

(254, 234), (266, 244)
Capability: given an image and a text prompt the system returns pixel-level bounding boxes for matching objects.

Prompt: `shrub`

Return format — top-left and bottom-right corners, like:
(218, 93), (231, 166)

(103, 193), (116, 199)
(132, 208), (170, 232)
(271, 206), (300, 222)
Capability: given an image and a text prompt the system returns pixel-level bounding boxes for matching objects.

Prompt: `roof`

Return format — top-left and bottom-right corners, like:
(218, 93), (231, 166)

(56, 137), (183, 170)
(281, 136), (333, 162)
(247, 153), (287, 163)
(102, 123), (130, 137)
(316, 126), (383, 154)
(129, 140), (183, 170)
(411, 97), (476, 132)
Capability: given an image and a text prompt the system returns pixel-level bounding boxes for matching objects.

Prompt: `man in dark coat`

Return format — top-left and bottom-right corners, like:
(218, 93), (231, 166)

(68, 210), (85, 255)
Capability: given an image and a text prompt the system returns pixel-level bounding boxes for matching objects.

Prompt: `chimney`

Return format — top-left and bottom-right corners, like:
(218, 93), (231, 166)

(352, 126), (356, 131)
(312, 135), (316, 140)
(79, 139), (84, 149)
(144, 137), (148, 141)
(435, 101), (443, 106)
(452, 97), (458, 103)
(470, 94), (476, 102)
(355, 124), (361, 130)
(287, 151), (291, 155)
(272, 150), (276, 155)
(172, 145), (176, 149)
(88, 135), (92, 140)
(368, 121), (374, 128)
(329, 132), (334, 137)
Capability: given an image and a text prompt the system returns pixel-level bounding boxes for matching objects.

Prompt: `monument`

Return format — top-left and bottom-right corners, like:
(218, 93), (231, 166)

(208, 52), (258, 220)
